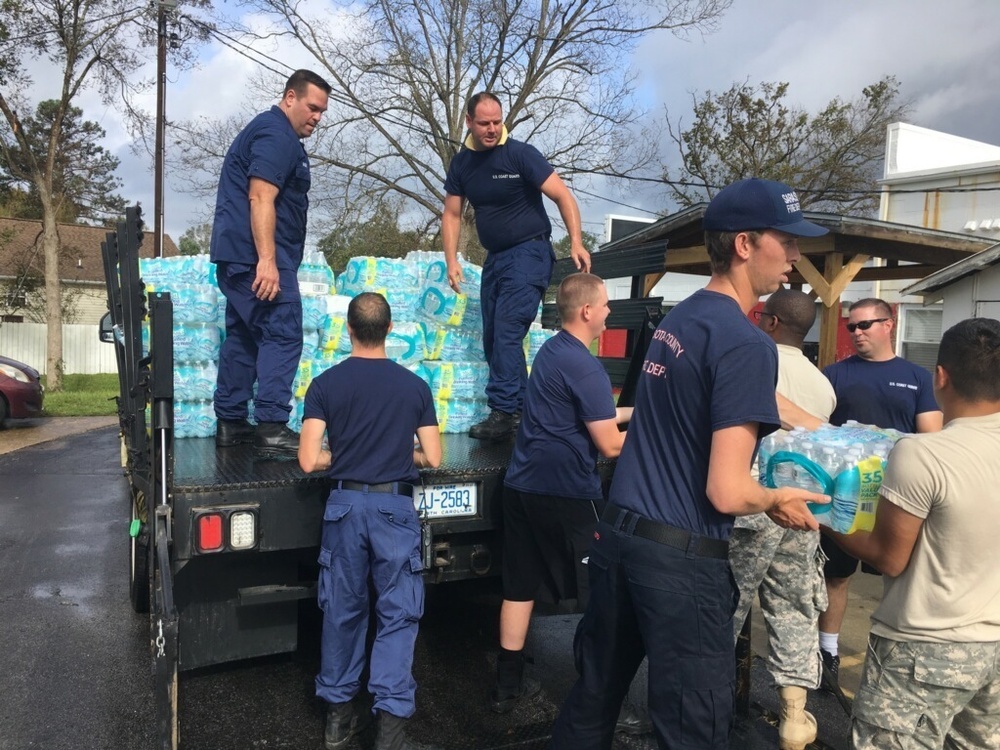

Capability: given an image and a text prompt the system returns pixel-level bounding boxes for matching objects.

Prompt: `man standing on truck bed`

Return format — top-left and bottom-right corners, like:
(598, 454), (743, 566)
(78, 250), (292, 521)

(211, 68), (331, 459)
(299, 292), (442, 750)
(442, 92), (591, 441)
(550, 178), (830, 749)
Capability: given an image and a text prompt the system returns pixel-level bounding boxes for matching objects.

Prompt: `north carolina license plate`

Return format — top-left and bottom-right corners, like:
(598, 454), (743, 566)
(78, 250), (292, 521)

(413, 483), (478, 518)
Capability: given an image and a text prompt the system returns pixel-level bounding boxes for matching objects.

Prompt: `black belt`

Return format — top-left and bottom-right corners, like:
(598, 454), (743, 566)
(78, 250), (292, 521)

(601, 504), (729, 559)
(337, 480), (415, 496)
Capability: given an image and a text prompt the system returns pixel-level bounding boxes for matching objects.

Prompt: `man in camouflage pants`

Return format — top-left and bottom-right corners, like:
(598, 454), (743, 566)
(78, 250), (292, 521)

(729, 289), (836, 750)
(823, 317), (1000, 750)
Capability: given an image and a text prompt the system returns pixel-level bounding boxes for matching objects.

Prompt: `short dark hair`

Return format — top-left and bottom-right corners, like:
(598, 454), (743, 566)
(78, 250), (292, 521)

(466, 92), (503, 118)
(849, 297), (893, 319)
(557, 273), (605, 323)
(936, 317), (1000, 402)
(704, 230), (763, 275)
(348, 292), (391, 346)
(284, 69), (332, 97)
(765, 288), (816, 337)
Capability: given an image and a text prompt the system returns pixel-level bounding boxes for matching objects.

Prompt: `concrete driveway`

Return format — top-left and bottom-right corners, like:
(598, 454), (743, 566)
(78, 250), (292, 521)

(0, 415), (118, 456)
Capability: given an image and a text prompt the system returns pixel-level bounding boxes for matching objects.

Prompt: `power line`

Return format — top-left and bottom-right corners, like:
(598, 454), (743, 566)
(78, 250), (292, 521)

(176, 15), (1000, 212)
(0, 5), (148, 48)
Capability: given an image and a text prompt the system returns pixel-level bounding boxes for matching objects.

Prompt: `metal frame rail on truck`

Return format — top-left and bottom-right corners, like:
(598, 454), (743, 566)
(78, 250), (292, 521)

(99, 205), (668, 749)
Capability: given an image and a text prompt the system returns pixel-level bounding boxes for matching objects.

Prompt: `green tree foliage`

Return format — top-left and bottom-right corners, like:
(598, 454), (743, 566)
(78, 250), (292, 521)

(553, 230), (602, 260)
(1, 101), (125, 223)
(664, 77), (910, 216)
(178, 222), (213, 256)
(317, 203), (434, 274)
(0, 0), (211, 390)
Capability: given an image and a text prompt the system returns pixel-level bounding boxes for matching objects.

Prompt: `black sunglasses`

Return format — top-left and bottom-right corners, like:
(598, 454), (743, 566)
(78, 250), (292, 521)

(752, 310), (779, 323)
(846, 318), (889, 333)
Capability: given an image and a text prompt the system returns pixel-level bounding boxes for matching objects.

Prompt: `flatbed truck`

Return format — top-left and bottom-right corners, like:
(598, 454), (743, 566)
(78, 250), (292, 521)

(99, 206), (668, 748)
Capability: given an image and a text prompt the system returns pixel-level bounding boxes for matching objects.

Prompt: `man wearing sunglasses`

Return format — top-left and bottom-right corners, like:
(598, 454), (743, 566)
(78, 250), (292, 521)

(817, 297), (942, 693)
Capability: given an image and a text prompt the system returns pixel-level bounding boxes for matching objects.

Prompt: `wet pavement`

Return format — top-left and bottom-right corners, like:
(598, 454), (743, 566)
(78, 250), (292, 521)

(0, 422), (874, 749)
(0, 415), (118, 455)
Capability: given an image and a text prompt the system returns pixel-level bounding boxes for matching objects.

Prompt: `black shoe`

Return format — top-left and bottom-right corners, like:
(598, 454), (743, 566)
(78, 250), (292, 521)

(373, 709), (441, 750)
(490, 675), (541, 714)
(615, 701), (652, 736)
(820, 648), (840, 693)
(490, 650), (541, 713)
(469, 410), (517, 441)
(254, 421), (299, 460)
(216, 418), (255, 447)
(325, 698), (371, 750)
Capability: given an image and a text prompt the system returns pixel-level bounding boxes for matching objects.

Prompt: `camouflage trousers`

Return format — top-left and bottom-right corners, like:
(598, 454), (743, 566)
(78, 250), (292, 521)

(853, 635), (1000, 749)
(728, 516), (827, 689)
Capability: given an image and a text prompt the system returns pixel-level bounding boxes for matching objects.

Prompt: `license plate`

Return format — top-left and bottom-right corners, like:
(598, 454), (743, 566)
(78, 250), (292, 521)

(413, 483), (478, 518)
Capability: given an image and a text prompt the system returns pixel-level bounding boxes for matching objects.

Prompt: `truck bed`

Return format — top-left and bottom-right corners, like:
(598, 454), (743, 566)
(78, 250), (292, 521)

(172, 432), (515, 493)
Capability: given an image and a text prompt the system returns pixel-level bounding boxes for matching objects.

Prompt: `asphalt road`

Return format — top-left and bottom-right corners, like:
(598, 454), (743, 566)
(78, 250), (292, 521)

(0, 424), (859, 749)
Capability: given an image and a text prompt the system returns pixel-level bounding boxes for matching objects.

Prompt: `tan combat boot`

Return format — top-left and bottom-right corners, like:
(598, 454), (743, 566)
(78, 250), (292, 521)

(778, 685), (818, 750)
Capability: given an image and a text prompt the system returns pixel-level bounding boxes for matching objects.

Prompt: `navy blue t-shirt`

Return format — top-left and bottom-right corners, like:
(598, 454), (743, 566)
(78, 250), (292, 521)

(823, 355), (937, 432)
(443, 138), (554, 253)
(505, 331), (617, 500)
(608, 290), (781, 539)
(303, 357), (437, 483)
(211, 106), (311, 271)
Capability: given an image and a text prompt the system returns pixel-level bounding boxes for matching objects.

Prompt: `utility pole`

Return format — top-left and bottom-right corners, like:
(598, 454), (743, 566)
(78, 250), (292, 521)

(154, 0), (177, 258)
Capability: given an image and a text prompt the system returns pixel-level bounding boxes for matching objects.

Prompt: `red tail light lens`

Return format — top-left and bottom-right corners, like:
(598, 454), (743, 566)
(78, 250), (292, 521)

(196, 513), (224, 553)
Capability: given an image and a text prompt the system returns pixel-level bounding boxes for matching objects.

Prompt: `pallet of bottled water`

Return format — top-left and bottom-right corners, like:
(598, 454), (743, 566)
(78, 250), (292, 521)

(758, 422), (903, 534)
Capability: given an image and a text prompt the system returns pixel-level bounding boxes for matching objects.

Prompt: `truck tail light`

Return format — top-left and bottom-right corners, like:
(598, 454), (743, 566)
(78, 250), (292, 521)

(229, 511), (257, 550)
(196, 513), (224, 553)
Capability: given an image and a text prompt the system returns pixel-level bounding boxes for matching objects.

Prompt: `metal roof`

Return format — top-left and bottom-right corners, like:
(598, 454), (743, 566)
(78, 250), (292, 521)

(901, 241), (1000, 299)
(599, 204), (994, 284)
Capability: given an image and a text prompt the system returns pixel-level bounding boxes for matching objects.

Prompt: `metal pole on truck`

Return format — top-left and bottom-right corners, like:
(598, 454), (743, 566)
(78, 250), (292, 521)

(154, 0), (177, 258)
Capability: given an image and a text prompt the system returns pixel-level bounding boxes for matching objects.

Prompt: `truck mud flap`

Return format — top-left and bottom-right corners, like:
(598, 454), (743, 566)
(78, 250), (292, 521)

(152, 506), (179, 750)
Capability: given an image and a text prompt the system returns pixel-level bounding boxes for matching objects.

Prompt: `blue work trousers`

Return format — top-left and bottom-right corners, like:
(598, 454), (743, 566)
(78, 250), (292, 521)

(214, 262), (302, 424)
(315, 487), (425, 717)
(480, 239), (555, 414)
(550, 521), (739, 749)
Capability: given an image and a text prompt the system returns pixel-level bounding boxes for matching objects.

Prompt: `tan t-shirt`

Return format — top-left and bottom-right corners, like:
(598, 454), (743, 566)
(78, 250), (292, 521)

(872, 411), (1000, 643)
(774, 344), (837, 425)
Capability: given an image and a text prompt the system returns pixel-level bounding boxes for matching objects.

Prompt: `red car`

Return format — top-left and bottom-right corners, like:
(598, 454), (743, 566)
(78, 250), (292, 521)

(0, 355), (44, 428)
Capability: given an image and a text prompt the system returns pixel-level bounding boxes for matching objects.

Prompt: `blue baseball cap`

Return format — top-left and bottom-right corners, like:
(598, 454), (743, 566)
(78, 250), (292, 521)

(703, 178), (828, 237)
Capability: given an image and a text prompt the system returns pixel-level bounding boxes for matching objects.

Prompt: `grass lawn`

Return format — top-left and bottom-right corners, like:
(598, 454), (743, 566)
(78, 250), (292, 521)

(41, 373), (119, 417)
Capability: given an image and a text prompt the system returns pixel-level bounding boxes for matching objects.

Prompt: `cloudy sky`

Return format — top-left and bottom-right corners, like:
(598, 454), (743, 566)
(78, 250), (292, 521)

(61, 0), (1000, 246)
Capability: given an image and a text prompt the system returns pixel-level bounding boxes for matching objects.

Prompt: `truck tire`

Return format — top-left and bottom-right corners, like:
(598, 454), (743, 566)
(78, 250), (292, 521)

(130, 489), (151, 613)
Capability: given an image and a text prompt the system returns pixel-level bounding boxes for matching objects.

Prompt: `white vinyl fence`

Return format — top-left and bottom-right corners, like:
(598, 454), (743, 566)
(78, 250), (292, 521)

(0, 322), (117, 375)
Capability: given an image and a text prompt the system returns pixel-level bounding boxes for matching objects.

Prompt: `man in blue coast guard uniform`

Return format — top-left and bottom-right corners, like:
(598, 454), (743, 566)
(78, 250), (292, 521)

(211, 69), (330, 459)
(299, 292), (442, 750)
(441, 92), (591, 441)
(550, 178), (830, 749)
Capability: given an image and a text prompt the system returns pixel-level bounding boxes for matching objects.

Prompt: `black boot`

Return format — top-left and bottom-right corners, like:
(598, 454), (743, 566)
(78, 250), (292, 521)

(469, 410), (517, 441)
(489, 650), (541, 714)
(324, 698), (371, 750)
(820, 648), (840, 692)
(216, 418), (255, 447)
(254, 421), (299, 460)
(615, 701), (652, 735)
(373, 710), (440, 750)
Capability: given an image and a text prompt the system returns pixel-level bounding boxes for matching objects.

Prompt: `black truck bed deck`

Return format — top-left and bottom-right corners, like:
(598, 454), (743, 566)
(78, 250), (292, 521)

(172, 432), (516, 493)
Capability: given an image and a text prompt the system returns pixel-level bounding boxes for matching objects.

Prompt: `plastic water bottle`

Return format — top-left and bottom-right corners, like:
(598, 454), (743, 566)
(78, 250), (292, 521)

(794, 441), (824, 493)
